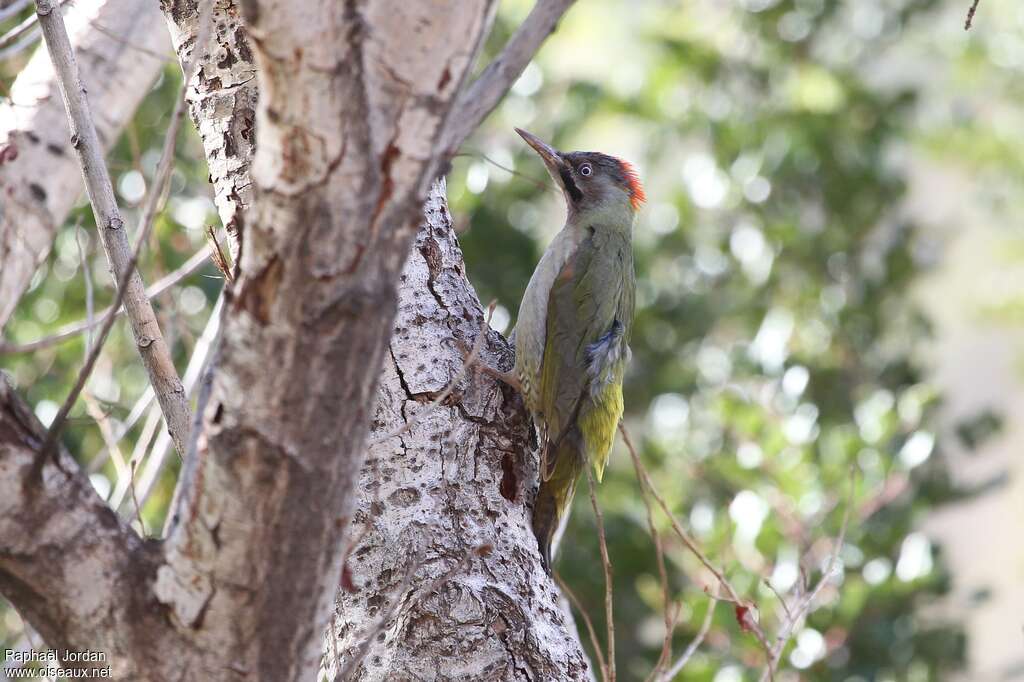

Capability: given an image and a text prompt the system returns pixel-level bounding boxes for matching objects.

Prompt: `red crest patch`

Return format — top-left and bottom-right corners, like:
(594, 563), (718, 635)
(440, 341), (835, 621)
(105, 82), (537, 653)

(618, 159), (646, 211)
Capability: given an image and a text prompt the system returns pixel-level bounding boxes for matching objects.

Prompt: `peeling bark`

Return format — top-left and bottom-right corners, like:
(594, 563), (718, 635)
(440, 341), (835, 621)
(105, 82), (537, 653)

(0, 0), (168, 330)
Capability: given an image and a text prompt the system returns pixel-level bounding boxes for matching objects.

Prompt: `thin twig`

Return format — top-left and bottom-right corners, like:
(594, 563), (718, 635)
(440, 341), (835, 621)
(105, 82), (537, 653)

(159, 295), (226, 536)
(620, 424), (777, 672)
(367, 301), (495, 446)
(0, 0), (31, 23)
(965, 0), (981, 30)
(205, 226), (234, 282)
(649, 599), (677, 681)
(73, 221), (93, 359)
(440, 0), (577, 156)
(134, 295), (224, 512)
(35, 260), (143, 476)
(620, 424), (744, 605)
(0, 0), (70, 60)
(82, 392), (128, 483)
(0, 249), (209, 355)
(556, 572), (608, 681)
(30, 0), (212, 468)
(454, 150), (555, 193)
(586, 465), (615, 682)
(87, 386), (154, 474)
(762, 578), (794, 621)
(90, 19), (173, 62)
(0, 22), (37, 60)
(128, 460), (146, 536)
(638, 460), (674, 681)
(657, 593), (718, 682)
(757, 470), (854, 682)
(108, 401), (160, 502)
(0, 6), (39, 49)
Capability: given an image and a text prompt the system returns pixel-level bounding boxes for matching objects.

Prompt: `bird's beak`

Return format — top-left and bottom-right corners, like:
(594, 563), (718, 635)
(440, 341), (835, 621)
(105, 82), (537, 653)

(515, 128), (566, 177)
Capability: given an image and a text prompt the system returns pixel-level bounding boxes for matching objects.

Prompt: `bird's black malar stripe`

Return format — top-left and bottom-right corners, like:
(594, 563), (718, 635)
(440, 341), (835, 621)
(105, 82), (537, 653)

(559, 167), (583, 203)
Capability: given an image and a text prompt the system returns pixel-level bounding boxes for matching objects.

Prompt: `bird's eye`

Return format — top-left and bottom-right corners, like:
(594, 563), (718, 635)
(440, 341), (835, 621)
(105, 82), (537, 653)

(579, 163), (593, 177)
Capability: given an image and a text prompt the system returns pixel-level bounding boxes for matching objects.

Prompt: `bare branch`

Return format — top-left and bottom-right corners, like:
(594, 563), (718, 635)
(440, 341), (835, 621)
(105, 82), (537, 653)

(620, 424), (745, 605)
(639, 459), (674, 681)
(82, 392), (128, 484)
(131, 296), (224, 513)
(763, 578), (794, 621)
(440, 0), (577, 156)
(128, 460), (146, 536)
(758, 471), (854, 682)
(0, 0), (31, 22)
(73, 221), (93, 359)
(965, 0), (981, 30)
(31, 0), (204, 459)
(620, 424), (779, 671)
(0, 22), (38, 60)
(0, 6), (40, 52)
(89, 20), (172, 62)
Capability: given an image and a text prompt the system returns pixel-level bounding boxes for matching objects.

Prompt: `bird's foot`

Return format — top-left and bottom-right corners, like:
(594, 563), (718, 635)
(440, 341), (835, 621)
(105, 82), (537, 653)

(452, 336), (522, 393)
(478, 363), (522, 394)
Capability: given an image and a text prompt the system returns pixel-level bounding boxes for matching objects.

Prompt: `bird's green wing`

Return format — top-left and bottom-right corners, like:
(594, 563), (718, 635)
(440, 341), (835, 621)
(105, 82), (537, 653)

(538, 229), (633, 479)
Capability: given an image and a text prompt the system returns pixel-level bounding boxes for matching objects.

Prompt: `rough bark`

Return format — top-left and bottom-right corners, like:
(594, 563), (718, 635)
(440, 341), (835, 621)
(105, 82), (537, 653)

(326, 182), (589, 681)
(0, 0), (168, 331)
(0, 1), (588, 679)
(439, 0), (576, 158)
(152, 2), (508, 680)
(159, 0), (258, 265)
(0, 376), (193, 679)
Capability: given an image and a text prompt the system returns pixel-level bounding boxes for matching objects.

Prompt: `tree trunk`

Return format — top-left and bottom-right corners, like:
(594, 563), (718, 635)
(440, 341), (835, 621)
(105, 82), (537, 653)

(326, 182), (590, 681)
(0, 0), (168, 330)
(0, 1), (588, 679)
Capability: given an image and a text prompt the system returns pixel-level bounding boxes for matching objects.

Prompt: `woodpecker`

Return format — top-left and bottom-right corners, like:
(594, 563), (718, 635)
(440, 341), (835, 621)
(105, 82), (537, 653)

(511, 128), (643, 570)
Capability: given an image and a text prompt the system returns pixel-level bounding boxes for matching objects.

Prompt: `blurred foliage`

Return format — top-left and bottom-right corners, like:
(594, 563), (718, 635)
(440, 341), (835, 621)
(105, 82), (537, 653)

(4, 0), (1023, 679)
(449, 0), (998, 680)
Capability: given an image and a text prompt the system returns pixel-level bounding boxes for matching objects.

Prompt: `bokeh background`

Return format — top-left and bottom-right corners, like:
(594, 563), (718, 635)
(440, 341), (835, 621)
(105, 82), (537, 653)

(3, 0), (1024, 680)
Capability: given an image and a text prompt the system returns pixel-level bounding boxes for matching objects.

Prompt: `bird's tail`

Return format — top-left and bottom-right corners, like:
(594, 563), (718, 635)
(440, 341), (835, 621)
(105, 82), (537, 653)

(531, 434), (583, 572)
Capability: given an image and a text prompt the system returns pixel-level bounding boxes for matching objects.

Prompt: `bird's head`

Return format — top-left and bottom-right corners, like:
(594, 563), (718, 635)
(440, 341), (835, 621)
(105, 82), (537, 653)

(515, 128), (645, 219)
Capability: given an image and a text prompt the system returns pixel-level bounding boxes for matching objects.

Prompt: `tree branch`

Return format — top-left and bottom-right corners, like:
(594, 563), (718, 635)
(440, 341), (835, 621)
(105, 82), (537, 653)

(158, 0), (258, 266)
(0, 375), (176, 671)
(33, 0), (194, 457)
(440, 0), (577, 157)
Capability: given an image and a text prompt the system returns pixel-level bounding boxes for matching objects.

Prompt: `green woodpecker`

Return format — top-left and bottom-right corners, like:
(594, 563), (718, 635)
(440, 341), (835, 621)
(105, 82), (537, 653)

(512, 128), (643, 570)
